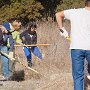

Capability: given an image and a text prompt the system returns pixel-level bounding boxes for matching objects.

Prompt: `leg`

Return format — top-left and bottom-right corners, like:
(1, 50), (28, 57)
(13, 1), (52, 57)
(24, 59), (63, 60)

(71, 49), (85, 90)
(23, 47), (32, 67)
(1, 46), (9, 79)
(31, 46), (42, 60)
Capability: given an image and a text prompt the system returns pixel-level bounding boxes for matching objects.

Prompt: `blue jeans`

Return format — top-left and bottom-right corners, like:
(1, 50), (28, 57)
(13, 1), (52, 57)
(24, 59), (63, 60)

(71, 49), (90, 90)
(23, 46), (42, 62)
(0, 46), (9, 78)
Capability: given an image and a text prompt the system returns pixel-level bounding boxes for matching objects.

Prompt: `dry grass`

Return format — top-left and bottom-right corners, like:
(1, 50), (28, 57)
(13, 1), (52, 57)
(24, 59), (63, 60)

(0, 20), (90, 90)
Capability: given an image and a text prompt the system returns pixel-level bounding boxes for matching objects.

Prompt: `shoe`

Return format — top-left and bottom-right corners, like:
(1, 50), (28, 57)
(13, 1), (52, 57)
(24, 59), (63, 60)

(0, 75), (11, 81)
(0, 77), (9, 81)
(3, 78), (8, 81)
(28, 61), (32, 67)
(87, 75), (90, 80)
(0, 75), (5, 81)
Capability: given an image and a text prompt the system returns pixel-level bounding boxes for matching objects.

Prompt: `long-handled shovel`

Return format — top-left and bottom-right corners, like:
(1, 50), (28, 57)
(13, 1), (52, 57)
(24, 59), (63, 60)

(0, 51), (39, 74)
(14, 44), (52, 47)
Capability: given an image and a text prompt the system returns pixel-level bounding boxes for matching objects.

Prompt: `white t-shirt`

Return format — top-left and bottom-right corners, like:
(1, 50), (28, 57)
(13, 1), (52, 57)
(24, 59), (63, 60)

(64, 8), (90, 50)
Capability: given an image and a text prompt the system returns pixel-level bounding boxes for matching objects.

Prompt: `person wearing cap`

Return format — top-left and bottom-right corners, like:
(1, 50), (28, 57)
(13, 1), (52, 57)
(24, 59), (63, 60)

(3, 20), (22, 58)
(56, 0), (90, 90)
(3, 22), (14, 56)
(0, 25), (10, 81)
(20, 22), (42, 67)
(0, 19), (22, 81)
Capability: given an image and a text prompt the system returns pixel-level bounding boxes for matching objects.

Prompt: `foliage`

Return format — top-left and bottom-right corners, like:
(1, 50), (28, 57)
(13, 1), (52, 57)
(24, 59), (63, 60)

(0, 0), (10, 7)
(56, 0), (84, 11)
(0, 0), (86, 22)
(37, 0), (60, 20)
(56, 0), (85, 12)
(0, 0), (43, 21)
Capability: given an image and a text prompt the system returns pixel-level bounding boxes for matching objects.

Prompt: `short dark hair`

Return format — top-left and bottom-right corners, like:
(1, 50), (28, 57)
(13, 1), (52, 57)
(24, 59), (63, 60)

(8, 18), (21, 23)
(29, 21), (37, 29)
(85, 0), (90, 6)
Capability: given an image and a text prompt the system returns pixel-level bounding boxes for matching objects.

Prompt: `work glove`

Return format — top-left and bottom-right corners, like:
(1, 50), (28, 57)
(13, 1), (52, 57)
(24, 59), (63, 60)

(59, 27), (69, 38)
(9, 51), (14, 59)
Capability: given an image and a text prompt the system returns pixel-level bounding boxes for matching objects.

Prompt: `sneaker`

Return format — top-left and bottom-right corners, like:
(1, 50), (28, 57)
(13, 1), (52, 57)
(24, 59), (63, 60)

(3, 78), (9, 81)
(0, 75), (5, 81)
(0, 77), (9, 81)
(28, 61), (32, 67)
(87, 75), (90, 80)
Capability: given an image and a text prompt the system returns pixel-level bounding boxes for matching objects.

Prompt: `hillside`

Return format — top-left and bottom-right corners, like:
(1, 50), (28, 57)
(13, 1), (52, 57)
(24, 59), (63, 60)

(0, 20), (90, 90)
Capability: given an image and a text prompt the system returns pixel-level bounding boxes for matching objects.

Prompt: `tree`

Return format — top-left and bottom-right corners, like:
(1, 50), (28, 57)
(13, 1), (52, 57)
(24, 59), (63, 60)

(56, 0), (85, 12)
(0, 0), (43, 23)
(37, 0), (60, 20)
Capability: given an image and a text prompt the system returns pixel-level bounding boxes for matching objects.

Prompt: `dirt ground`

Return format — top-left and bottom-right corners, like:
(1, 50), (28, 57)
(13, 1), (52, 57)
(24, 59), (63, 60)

(0, 21), (90, 90)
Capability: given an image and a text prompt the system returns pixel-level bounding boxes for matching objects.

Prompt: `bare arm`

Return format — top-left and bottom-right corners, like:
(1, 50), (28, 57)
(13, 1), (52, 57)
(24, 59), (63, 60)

(55, 11), (69, 38)
(55, 11), (64, 29)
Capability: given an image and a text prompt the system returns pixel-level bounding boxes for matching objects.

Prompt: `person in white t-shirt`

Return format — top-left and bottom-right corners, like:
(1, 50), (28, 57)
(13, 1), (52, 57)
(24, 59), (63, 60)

(56, 0), (90, 90)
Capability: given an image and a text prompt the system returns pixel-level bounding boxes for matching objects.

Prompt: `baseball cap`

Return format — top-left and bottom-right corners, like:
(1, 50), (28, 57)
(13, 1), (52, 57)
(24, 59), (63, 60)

(2, 22), (11, 31)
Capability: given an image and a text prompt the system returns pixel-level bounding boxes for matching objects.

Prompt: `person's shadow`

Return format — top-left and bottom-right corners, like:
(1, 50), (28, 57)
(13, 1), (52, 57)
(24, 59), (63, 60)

(10, 70), (25, 82)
